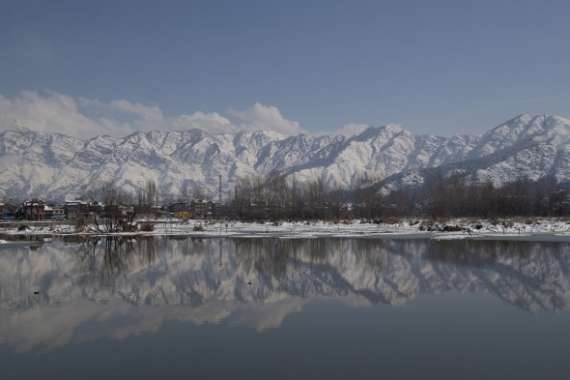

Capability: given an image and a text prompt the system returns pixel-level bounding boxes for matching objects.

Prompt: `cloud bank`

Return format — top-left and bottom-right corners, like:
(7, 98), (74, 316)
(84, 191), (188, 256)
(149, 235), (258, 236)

(334, 123), (369, 137)
(0, 91), (303, 138)
(230, 103), (302, 136)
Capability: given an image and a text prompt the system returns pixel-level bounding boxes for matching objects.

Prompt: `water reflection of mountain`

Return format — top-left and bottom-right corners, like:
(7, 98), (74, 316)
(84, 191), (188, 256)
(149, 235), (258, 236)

(1, 237), (570, 350)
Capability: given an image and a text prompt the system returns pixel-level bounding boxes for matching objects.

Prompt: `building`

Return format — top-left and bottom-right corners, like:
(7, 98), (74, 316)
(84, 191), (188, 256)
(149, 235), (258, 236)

(191, 199), (216, 219)
(64, 200), (104, 220)
(134, 205), (163, 219)
(64, 200), (90, 220)
(167, 201), (192, 219)
(166, 199), (209, 218)
(45, 205), (65, 220)
(213, 202), (232, 219)
(168, 201), (191, 213)
(102, 204), (134, 218)
(21, 199), (47, 220)
(0, 202), (17, 220)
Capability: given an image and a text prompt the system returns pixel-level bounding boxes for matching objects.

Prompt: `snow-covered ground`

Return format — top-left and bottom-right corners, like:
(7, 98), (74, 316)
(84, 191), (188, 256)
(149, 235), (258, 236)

(3, 218), (570, 241)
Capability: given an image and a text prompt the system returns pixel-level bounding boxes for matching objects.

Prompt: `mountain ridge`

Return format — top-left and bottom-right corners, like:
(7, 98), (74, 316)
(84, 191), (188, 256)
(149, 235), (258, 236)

(2, 113), (570, 200)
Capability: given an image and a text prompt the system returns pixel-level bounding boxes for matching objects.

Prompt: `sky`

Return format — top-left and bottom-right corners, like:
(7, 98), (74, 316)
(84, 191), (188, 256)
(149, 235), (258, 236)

(1, 0), (570, 138)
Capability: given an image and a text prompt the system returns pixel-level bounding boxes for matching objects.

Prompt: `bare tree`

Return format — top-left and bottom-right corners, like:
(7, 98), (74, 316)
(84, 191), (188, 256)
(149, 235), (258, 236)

(93, 182), (136, 233)
(138, 179), (159, 207)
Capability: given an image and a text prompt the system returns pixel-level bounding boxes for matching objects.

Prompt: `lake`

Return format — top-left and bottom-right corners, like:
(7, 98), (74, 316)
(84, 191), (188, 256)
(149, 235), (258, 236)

(1, 237), (570, 379)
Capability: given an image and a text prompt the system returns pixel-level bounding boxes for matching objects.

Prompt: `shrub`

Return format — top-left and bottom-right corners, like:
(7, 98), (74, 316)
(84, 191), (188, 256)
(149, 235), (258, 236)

(442, 224), (462, 232)
(74, 217), (87, 232)
(139, 222), (155, 232)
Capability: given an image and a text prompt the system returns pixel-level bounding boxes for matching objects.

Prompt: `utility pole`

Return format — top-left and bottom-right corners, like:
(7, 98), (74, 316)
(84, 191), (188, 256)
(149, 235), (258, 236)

(218, 174), (223, 204)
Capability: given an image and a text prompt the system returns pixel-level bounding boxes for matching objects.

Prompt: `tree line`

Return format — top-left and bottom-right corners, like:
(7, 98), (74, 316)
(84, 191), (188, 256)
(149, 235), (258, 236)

(377, 174), (570, 219)
(22, 174), (570, 225)
(227, 173), (570, 221)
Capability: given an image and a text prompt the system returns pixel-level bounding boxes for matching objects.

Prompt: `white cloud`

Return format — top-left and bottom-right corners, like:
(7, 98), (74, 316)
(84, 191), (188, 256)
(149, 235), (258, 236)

(0, 91), (303, 138)
(0, 91), (107, 137)
(230, 103), (302, 136)
(172, 112), (234, 134)
(79, 97), (236, 136)
(334, 123), (369, 137)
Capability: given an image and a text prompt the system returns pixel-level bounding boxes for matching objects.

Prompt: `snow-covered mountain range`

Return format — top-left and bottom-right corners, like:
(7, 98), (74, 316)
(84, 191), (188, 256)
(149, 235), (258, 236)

(2, 113), (570, 200)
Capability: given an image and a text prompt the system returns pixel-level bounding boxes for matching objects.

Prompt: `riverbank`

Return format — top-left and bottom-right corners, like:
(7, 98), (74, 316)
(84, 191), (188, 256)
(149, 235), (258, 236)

(2, 218), (570, 242)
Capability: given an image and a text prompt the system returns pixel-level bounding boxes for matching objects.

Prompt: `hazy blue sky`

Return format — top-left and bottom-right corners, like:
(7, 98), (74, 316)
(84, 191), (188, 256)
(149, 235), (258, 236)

(1, 0), (570, 136)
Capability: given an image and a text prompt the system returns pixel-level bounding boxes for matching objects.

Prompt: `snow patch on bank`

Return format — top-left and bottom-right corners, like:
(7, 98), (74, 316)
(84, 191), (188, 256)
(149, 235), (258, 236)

(2, 218), (570, 241)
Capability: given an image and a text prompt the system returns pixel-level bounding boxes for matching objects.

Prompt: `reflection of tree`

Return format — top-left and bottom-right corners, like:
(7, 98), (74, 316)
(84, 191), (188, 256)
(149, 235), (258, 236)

(9, 237), (570, 314)
(234, 238), (570, 313)
(236, 239), (296, 278)
(71, 237), (402, 282)
(7, 238), (570, 352)
(76, 238), (99, 273)
(234, 239), (402, 279)
(75, 237), (160, 284)
(426, 240), (570, 312)
(136, 237), (158, 265)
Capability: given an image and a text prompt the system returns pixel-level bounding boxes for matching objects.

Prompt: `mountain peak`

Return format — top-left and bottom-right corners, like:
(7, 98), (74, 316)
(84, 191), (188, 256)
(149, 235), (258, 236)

(3, 113), (570, 200)
(484, 113), (570, 143)
(352, 124), (404, 141)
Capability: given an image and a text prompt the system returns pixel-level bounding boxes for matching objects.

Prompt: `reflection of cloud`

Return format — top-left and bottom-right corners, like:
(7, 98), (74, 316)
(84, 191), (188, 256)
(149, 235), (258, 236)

(0, 295), (364, 352)
(230, 296), (308, 331)
(0, 297), (316, 351)
(0, 238), (569, 351)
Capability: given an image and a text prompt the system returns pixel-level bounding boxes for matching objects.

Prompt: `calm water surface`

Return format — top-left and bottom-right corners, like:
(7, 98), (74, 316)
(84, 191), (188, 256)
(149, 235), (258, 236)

(1, 237), (570, 379)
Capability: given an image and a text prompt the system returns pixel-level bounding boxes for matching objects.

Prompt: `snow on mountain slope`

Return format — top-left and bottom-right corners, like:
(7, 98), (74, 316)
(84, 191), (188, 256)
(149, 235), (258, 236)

(374, 113), (570, 193)
(0, 128), (286, 199)
(467, 114), (570, 185)
(1, 113), (570, 200)
(255, 133), (340, 174)
(287, 124), (477, 189)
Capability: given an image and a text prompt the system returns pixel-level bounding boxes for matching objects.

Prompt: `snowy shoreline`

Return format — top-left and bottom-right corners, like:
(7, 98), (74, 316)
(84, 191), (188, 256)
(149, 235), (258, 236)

(3, 218), (570, 242)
